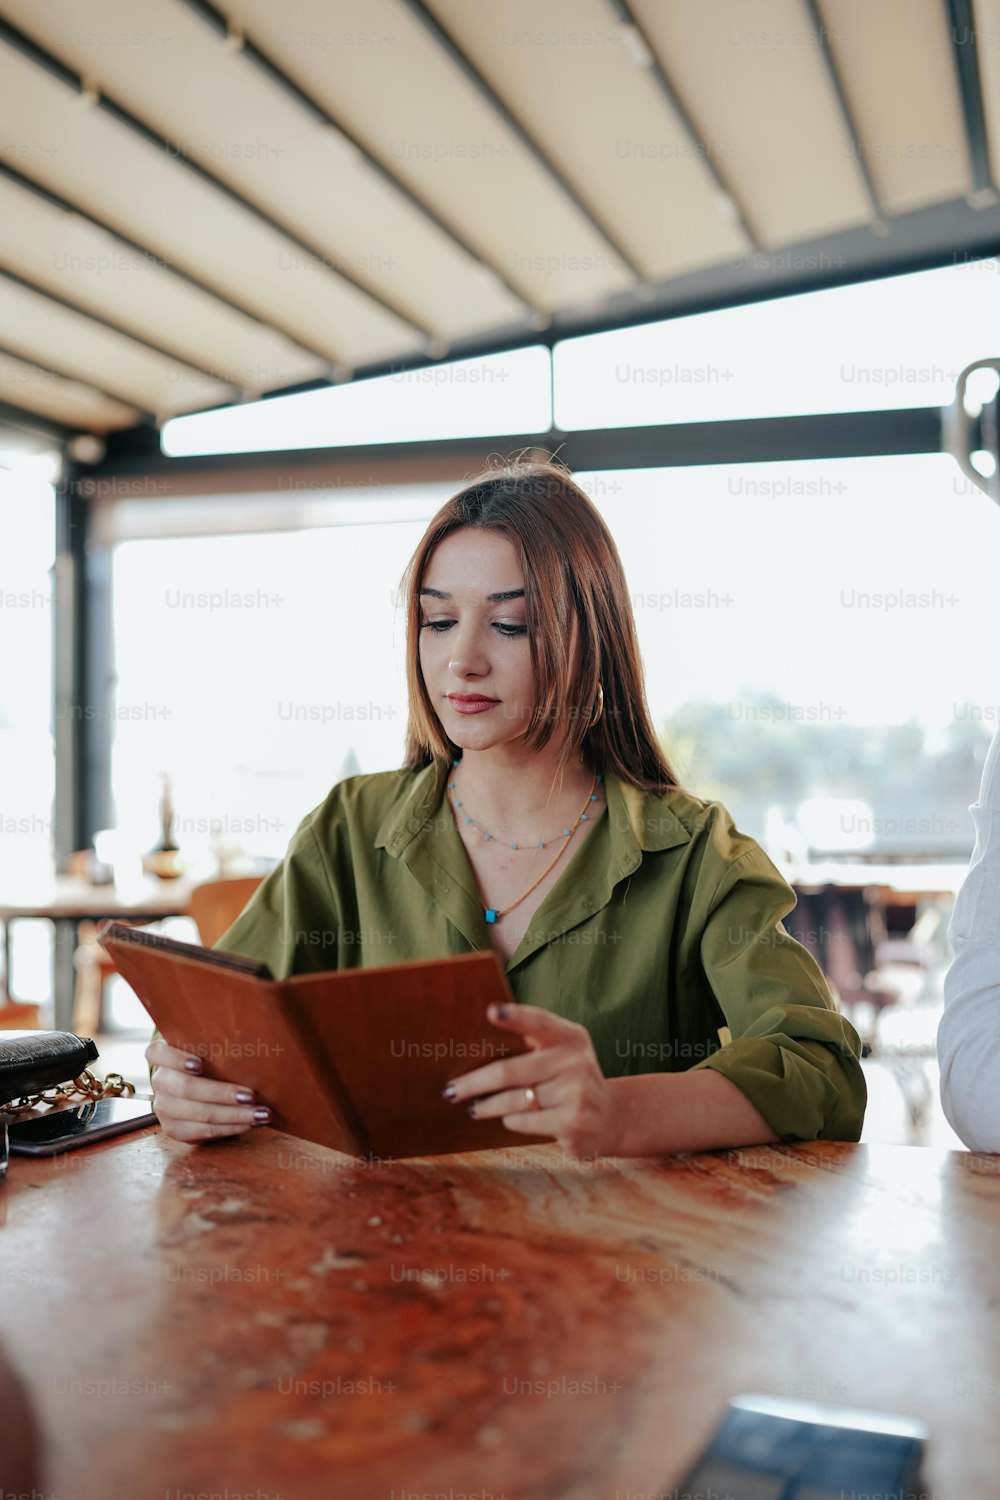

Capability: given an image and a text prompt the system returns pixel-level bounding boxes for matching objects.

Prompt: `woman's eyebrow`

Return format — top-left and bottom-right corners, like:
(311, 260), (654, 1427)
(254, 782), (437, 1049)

(419, 587), (525, 603)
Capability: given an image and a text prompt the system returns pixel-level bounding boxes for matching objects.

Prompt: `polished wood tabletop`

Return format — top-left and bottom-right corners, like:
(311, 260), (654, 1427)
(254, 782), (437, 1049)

(0, 1130), (996, 1500)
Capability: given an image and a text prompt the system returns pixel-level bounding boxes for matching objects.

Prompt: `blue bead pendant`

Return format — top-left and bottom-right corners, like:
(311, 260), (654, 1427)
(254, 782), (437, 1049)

(485, 909), (498, 923)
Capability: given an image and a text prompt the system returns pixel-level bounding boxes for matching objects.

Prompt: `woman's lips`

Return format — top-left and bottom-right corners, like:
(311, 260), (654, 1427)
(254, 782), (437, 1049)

(448, 696), (500, 715)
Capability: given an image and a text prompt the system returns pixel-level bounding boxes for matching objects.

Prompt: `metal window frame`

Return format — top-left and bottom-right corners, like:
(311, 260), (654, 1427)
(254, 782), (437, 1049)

(53, 465), (113, 866)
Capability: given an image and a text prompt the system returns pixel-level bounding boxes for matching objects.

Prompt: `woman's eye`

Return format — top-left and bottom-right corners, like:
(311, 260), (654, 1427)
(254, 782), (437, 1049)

(419, 620), (527, 636)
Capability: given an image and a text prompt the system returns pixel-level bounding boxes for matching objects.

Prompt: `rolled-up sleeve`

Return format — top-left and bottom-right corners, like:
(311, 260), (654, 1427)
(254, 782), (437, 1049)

(938, 728), (1000, 1151)
(689, 845), (866, 1142)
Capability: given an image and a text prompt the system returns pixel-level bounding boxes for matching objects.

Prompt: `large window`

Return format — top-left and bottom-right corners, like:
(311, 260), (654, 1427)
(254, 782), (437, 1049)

(580, 453), (1000, 860)
(106, 453), (1000, 872)
(110, 494), (442, 871)
(554, 260), (1000, 429)
(161, 346), (552, 457)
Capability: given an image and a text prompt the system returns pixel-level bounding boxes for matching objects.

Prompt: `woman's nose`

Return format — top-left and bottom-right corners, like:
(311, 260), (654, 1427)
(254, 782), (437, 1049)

(448, 620), (489, 676)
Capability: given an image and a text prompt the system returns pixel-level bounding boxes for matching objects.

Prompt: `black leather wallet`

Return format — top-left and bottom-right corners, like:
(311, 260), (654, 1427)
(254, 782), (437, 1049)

(0, 1032), (99, 1108)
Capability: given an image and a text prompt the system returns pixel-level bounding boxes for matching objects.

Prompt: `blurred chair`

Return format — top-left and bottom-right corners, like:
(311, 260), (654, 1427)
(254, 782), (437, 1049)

(187, 877), (263, 948)
(786, 884), (897, 1051)
(72, 930), (120, 1035)
(68, 850), (138, 1036)
(69, 851), (167, 1035)
(0, 996), (42, 1030)
(870, 900), (946, 975)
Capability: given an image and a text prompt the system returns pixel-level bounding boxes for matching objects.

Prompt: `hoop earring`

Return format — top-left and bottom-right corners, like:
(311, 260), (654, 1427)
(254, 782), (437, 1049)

(588, 681), (604, 729)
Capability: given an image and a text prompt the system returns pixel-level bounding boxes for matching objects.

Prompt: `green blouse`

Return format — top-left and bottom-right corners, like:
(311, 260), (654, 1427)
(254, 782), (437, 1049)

(207, 758), (865, 1144)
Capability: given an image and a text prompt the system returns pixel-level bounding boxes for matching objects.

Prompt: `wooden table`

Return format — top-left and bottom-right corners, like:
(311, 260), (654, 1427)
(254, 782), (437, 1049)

(0, 876), (193, 1031)
(1, 1131), (996, 1499)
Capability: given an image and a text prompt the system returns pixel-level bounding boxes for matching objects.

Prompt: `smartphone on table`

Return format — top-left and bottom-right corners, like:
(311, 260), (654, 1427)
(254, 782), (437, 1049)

(6, 1097), (157, 1156)
(672, 1393), (927, 1499)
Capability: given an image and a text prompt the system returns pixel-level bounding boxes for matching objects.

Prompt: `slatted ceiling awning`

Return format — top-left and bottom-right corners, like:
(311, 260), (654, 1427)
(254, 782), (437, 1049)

(0, 1), (998, 448)
(227, 0), (636, 309)
(0, 269), (232, 421)
(631, 0), (875, 243)
(420, 0), (751, 281)
(0, 9), (425, 367)
(0, 174), (326, 403)
(817, 0), (973, 217)
(0, 348), (140, 431)
(0, 0), (528, 345)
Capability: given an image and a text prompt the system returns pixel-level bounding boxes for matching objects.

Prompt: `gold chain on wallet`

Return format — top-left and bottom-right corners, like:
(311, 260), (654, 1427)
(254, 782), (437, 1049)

(1, 1070), (136, 1116)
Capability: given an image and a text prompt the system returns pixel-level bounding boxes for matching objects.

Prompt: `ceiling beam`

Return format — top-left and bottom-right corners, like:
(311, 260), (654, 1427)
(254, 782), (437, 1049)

(564, 406), (942, 467)
(87, 405), (944, 480)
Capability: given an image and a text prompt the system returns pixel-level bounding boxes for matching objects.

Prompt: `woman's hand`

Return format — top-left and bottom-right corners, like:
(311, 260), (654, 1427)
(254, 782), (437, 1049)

(443, 1002), (617, 1160)
(145, 1037), (272, 1144)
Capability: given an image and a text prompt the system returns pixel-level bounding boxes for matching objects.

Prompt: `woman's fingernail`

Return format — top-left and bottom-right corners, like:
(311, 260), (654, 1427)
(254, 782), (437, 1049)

(235, 1089), (254, 1105)
(442, 1084), (457, 1101)
(253, 1107), (272, 1124)
(467, 1104), (477, 1118)
(183, 1057), (203, 1074)
(492, 1003), (510, 1020)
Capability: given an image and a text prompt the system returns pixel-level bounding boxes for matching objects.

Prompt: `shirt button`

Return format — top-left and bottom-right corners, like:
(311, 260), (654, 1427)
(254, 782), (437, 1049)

(582, 897), (593, 911)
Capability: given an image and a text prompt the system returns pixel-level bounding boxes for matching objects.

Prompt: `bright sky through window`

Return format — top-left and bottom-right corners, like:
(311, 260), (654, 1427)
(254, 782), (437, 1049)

(161, 346), (552, 457)
(554, 259), (1000, 428)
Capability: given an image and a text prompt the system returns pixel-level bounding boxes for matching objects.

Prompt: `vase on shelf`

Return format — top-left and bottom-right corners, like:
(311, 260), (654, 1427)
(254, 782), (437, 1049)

(143, 771), (185, 880)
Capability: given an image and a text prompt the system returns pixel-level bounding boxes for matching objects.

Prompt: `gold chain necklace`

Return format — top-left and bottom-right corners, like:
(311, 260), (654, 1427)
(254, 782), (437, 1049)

(447, 761), (602, 924)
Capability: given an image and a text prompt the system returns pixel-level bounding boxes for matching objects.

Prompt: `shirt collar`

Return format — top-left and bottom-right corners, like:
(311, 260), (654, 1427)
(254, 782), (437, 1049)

(374, 758), (451, 857)
(374, 758), (692, 861)
(374, 758), (693, 975)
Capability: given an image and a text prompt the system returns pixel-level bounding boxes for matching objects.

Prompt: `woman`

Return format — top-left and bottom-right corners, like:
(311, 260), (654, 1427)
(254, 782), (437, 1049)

(148, 458), (865, 1154)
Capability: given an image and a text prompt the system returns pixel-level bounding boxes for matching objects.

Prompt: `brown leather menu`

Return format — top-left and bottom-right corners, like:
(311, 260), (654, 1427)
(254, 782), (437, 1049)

(98, 922), (550, 1158)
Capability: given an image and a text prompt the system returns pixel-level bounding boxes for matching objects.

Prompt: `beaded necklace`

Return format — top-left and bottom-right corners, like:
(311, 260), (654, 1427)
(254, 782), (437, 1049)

(447, 759), (602, 924)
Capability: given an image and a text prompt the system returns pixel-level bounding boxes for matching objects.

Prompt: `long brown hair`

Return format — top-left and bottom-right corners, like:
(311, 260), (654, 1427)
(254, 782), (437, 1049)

(399, 455), (681, 793)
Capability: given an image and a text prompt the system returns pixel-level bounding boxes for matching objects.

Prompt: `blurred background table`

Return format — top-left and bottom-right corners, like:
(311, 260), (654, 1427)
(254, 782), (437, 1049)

(0, 876), (193, 1031)
(0, 1131), (996, 1500)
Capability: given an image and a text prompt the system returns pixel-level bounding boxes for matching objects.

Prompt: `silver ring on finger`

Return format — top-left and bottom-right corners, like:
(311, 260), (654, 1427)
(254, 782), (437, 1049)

(523, 1086), (543, 1112)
